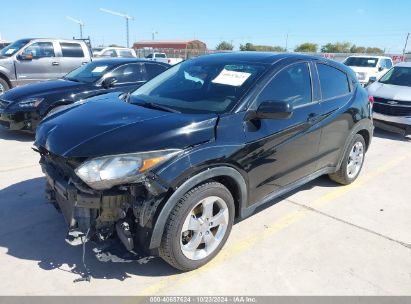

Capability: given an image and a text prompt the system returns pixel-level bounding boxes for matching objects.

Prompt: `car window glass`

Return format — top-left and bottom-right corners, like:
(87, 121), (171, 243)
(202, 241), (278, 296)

(118, 50), (134, 58)
(379, 66), (411, 86)
(146, 54), (153, 59)
(110, 64), (145, 83)
(23, 42), (55, 58)
(102, 50), (117, 57)
(155, 53), (166, 58)
(317, 63), (350, 100)
(385, 59), (393, 69)
(257, 62), (312, 107)
(145, 63), (167, 80)
(379, 60), (386, 69)
(60, 43), (84, 57)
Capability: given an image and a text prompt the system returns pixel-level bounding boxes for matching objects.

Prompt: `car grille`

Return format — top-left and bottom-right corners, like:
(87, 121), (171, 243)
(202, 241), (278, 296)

(373, 97), (411, 117)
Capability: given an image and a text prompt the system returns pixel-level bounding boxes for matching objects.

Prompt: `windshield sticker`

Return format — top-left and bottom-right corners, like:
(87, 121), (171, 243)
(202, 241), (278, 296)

(212, 69), (251, 87)
(368, 59), (377, 64)
(92, 66), (108, 73)
(5, 49), (15, 55)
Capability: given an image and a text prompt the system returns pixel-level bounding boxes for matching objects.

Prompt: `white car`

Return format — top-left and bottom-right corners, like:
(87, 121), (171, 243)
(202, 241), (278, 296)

(344, 55), (393, 86)
(93, 47), (137, 58)
(145, 52), (183, 65)
(367, 62), (411, 136)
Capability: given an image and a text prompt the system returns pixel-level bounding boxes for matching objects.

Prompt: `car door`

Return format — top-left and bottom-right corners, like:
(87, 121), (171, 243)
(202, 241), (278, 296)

(14, 41), (61, 85)
(242, 61), (322, 205)
(314, 62), (354, 169)
(58, 42), (89, 77)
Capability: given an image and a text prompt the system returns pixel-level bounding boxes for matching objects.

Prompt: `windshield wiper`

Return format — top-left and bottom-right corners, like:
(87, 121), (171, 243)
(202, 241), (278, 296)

(135, 101), (181, 113)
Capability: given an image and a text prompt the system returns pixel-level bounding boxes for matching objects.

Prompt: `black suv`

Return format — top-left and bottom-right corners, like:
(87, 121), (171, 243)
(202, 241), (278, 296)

(34, 53), (373, 271)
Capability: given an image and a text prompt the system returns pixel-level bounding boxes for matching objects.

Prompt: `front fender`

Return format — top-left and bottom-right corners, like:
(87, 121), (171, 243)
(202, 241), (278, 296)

(149, 165), (248, 250)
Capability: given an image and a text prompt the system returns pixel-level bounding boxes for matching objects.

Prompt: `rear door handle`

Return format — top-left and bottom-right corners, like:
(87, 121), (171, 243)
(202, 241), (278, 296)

(307, 113), (320, 124)
(52, 62), (59, 66)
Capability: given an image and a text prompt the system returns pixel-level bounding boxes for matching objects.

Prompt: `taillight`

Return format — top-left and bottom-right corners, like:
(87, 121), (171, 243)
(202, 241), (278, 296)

(368, 96), (374, 104)
(168, 59), (171, 64)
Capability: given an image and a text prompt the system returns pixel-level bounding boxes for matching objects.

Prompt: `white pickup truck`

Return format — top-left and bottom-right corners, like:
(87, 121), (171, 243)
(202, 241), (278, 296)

(145, 53), (183, 65)
(343, 55), (393, 86)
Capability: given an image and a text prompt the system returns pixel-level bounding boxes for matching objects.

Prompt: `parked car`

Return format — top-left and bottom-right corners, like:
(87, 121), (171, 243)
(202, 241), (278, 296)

(146, 52), (183, 65)
(343, 55), (393, 86)
(0, 38), (92, 94)
(34, 53), (373, 271)
(367, 62), (411, 135)
(93, 47), (137, 58)
(0, 59), (169, 131)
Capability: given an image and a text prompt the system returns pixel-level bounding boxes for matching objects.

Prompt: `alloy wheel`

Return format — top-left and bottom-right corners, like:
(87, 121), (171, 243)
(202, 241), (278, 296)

(347, 141), (364, 179)
(180, 196), (229, 260)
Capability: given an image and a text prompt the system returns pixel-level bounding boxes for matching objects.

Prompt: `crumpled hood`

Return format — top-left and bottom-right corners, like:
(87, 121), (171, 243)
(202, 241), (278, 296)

(367, 82), (411, 101)
(34, 95), (218, 157)
(2, 79), (86, 104)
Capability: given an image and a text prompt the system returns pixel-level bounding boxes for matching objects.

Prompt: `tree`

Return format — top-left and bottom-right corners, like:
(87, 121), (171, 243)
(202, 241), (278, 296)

(350, 45), (366, 53)
(294, 42), (318, 53)
(216, 41), (234, 51)
(321, 42), (351, 53)
(240, 43), (257, 51)
(365, 47), (384, 54)
(240, 43), (286, 52)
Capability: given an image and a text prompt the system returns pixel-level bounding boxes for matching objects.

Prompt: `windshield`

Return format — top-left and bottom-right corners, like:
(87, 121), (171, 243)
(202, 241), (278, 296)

(344, 57), (378, 68)
(64, 62), (113, 83)
(130, 59), (267, 114)
(379, 66), (411, 87)
(0, 39), (30, 57)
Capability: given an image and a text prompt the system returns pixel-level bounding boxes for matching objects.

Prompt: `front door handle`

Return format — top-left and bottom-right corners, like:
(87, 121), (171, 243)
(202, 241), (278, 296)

(52, 62), (59, 66)
(307, 113), (320, 124)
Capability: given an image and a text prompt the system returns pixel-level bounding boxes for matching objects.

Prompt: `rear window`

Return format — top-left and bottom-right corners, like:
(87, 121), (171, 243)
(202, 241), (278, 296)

(317, 64), (350, 100)
(60, 43), (84, 58)
(155, 53), (166, 58)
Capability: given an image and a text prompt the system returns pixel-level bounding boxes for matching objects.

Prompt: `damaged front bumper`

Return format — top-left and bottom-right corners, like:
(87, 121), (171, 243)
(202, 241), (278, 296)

(39, 150), (169, 253)
(0, 108), (40, 131)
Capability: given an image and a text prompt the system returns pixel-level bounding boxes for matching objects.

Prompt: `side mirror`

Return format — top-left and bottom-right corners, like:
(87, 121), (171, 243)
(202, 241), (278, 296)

(19, 53), (33, 61)
(102, 77), (117, 89)
(246, 101), (293, 120)
(368, 76), (377, 84)
(378, 67), (384, 72)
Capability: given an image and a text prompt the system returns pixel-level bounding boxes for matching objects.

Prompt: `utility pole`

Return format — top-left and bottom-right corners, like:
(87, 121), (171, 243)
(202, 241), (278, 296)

(152, 30), (158, 41)
(403, 32), (409, 61)
(285, 33), (289, 52)
(100, 8), (134, 48)
(66, 16), (84, 39)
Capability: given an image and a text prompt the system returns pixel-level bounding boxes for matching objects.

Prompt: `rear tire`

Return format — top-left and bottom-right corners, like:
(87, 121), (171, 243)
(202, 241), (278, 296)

(329, 134), (366, 185)
(0, 78), (10, 94)
(159, 181), (234, 271)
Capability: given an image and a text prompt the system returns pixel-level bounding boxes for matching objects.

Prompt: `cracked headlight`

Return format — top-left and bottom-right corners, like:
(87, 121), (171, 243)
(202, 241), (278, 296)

(75, 149), (182, 190)
(18, 97), (44, 108)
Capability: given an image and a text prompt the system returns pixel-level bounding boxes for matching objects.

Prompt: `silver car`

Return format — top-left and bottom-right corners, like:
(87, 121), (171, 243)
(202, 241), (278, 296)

(0, 38), (91, 94)
(367, 62), (411, 136)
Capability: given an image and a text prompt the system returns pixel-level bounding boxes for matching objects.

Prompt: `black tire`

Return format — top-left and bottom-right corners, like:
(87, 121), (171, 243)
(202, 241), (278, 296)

(329, 134), (366, 185)
(159, 181), (235, 271)
(0, 77), (10, 94)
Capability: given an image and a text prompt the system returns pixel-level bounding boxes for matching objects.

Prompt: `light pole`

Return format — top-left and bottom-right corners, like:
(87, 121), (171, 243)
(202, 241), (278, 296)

(66, 16), (84, 39)
(100, 8), (134, 48)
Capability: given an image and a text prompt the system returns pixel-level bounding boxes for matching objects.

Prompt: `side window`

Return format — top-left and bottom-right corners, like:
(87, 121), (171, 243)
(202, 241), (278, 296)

(118, 50), (134, 58)
(258, 62), (312, 107)
(379, 60), (386, 69)
(60, 43), (84, 57)
(145, 63), (167, 80)
(102, 50), (117, 57)
(23, 42), (55, 58)
(146, 54), (153, 59)
(317, 63), (350, 100)
(110, 64), (145, 83)
(385, 59), (393, 69)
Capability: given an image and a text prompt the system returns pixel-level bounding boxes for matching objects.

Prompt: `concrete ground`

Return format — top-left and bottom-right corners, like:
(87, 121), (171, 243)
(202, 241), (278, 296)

(0, 127), (410, 295)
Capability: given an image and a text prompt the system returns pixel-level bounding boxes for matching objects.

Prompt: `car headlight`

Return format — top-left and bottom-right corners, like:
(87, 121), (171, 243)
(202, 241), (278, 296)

(18, 97), (44, 108)
(75, 149), (182, 190)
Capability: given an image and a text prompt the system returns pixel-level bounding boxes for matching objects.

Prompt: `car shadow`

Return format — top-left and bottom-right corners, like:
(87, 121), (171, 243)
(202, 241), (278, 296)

(0, 127), (34, 142)
(0, 177), (178, 282)
(373, 127), (410, 142)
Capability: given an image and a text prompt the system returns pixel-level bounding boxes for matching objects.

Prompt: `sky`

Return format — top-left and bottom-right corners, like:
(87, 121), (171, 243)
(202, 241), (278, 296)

(0, 0), (410, 53)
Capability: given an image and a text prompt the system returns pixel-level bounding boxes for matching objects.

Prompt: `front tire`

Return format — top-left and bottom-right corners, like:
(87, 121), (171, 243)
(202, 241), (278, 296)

(159, 182), (235, 271)
(329, 134), (366, 185)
